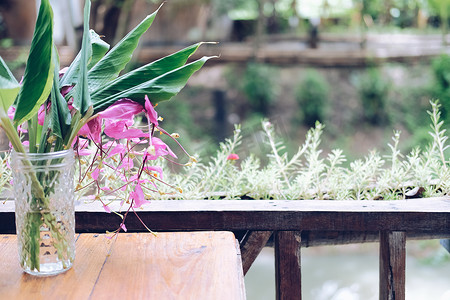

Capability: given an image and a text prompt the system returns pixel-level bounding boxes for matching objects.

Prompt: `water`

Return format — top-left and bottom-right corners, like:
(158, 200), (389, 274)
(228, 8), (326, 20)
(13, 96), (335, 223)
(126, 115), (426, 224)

(245, 241), (450, 300)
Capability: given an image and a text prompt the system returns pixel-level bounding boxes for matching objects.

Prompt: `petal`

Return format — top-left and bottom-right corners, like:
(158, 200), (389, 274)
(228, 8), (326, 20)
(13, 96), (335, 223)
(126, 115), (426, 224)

(37, 104), (46, 126)
(103, 120), (146, 139)
(91, 168), (101, 180)
(102, 204), (111, 213)
(107, 143), (127, 158)
(120, 159), (134, 170)
(131, 184), (147, 208)
(144, 166), (164, 179)
(227, 153), (239, 160)
(79, 117), (102, 143)
(145, 95), (159, 126)
(100, 99), (144, 121)
(7, 106), (15, 120)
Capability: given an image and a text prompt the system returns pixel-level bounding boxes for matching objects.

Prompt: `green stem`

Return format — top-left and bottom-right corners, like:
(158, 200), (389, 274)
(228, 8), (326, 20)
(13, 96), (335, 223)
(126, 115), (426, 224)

(1, 115), (71, 272)
(0, 116), (26, 154)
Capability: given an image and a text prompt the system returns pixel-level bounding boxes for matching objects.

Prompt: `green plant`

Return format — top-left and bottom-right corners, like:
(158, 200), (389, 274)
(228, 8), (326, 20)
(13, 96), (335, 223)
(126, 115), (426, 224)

(1, 101), (448, 202)
(431, 54), (450, 122)
(0, 0), (212, 272)
(241, 62), (279, 116)
(110, 100), (446, 201)
(354, 68), (391, 125)
(295, 69), (329, 127)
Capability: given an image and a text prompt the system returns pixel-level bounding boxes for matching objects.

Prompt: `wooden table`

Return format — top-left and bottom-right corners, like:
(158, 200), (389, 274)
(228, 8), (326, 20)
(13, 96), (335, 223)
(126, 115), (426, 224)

(0, 232), (246, 300)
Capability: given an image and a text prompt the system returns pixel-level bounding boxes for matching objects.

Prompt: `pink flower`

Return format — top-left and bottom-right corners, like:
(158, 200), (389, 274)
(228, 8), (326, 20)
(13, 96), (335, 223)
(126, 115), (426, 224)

(120, 158), (134, 170)
(102, 204), (111, 213)
(120, 223), (127, 232)
(37, 103), (49, 126)
(131, 183), (148, 208)
(103, 141), (127, 158)
(78, 98), (147, 142)
(99, 98), (144, 121)
(144, 95), (158, 126)
(7, 106), (15, 120)
(227, 153), (239, 160)
(91, 167), (102, 180)
(144, 165), (163, 179)
(145, 137), (177, 160)
(78, 117), (102, 143)
(103, 119), (146, 139)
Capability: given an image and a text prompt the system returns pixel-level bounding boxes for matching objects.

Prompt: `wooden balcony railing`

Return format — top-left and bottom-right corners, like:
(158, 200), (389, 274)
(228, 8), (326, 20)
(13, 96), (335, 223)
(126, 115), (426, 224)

(1, 196), (449, 300)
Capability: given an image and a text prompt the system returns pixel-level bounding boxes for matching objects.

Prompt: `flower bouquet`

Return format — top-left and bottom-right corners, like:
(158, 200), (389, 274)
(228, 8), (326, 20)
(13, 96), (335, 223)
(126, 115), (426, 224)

(0, 0), (212, 275)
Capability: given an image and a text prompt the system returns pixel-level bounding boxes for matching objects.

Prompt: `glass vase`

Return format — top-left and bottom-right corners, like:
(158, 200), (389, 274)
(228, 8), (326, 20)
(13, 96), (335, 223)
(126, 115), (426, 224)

(11, 149), (76, 276)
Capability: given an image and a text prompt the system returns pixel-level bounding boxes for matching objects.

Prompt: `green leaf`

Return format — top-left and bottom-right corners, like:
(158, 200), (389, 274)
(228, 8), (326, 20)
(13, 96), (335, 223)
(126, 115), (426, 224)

(91, 42), (206, 104)
(13, 0), (54, 126)
(0, 56), (18, 83)
(0, 57), (20, 111)
(71, 0), (92, 115)
(93, 56), (214, 113)
(60, 30), (110, 88)
(0, 77), (20, 112)
(50, 47), (71, 140)
(88, 30), (110, 69)
(87, 6), (161, 93)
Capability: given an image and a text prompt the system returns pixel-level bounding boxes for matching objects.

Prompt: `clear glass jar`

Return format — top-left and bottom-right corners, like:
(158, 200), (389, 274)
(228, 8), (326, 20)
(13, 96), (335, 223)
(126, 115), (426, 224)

(11, 149), (76, 276)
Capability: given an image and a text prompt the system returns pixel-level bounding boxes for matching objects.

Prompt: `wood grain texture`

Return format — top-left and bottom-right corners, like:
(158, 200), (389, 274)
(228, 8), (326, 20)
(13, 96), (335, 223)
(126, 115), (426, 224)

(0, 234), (114, 300)
(90, 232), (244, 300)
(0, 232), (245, 300)
(275, 231), (302, 300)
(379, 231), (406, 300)
(240, 231), (273, 275)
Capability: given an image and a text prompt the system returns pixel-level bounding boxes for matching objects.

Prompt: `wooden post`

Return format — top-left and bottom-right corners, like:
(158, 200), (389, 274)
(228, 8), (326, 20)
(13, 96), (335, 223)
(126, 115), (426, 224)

(275, 231), (302, 300)
(240, 231), (273, 275)
(379, 231), (406, 300)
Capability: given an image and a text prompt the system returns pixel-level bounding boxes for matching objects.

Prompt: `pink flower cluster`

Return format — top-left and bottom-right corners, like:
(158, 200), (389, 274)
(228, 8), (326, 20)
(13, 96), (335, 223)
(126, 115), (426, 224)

(75, 95), (180, 211)
(9, 93), (182, 218)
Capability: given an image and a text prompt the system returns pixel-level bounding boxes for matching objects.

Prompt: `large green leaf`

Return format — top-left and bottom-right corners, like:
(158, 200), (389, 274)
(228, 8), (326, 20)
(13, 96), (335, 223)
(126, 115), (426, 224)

(87, 6), (160, 93)
(91, 42), (206, 104)
(0, 77), (20, 112)
(13, 0), (54, 126)
(88, 30), (110, 69)
(0, 57), (20, 111)
(0, 57), (22, 153)
(93, 56), (214, 113)
(50, 47), (71, 140)
(0, 56), (18, 84)
(60, 30), (110, 88)
(71, 0), (92, 115)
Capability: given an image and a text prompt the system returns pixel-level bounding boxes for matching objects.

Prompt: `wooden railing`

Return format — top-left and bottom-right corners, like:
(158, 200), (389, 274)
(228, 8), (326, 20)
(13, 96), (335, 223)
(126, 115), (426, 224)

(1, 197), (449, 300)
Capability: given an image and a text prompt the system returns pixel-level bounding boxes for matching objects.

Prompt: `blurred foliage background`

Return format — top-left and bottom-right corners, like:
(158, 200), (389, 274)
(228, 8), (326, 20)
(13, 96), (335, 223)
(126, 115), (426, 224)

(0, 0), (449, 162)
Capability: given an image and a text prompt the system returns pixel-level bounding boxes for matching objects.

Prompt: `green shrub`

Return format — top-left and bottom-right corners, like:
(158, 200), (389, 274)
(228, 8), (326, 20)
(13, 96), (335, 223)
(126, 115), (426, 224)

(295, 70), (329, 127)
(355, 68), (390, 125)
(431, 54), (450, 123)
(241, 62), (279, 116)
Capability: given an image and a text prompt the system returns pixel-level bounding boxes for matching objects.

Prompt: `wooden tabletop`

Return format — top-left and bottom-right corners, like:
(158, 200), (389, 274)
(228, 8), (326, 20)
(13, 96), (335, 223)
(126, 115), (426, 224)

(0, 232), (246, 300)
